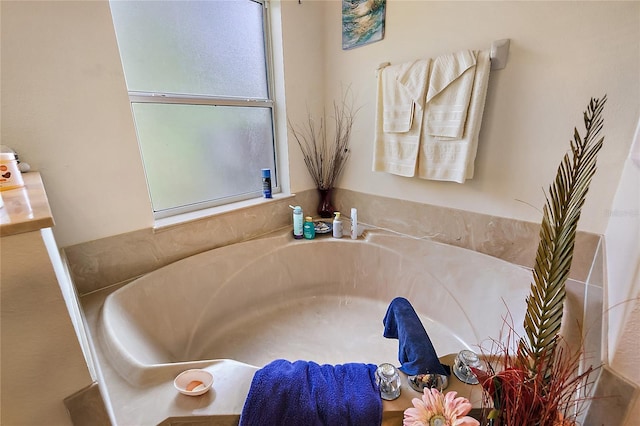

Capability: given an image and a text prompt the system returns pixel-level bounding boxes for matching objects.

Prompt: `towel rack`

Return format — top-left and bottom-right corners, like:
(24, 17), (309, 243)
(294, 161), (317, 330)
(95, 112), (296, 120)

(490, 39), (510, 70)
(376, 38), (510, 73)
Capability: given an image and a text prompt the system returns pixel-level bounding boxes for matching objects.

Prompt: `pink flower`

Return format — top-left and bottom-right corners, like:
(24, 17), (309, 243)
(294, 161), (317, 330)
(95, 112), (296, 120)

(403, 388), (480, 426)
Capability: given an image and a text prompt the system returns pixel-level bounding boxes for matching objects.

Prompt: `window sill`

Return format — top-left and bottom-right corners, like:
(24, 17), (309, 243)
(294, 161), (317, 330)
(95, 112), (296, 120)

(153, 193), (295, 231)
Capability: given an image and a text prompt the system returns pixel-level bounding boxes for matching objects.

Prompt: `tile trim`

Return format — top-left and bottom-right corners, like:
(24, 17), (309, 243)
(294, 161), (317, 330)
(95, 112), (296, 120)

(65, 188), (601, 296)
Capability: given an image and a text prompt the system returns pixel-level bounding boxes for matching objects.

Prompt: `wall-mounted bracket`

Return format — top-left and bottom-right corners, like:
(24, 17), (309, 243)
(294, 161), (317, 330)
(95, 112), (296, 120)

(490, 39), (510, 70)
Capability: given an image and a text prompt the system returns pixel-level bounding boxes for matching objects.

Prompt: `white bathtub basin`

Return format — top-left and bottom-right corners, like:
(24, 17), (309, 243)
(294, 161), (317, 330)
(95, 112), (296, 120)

(100, 230), (532, 387)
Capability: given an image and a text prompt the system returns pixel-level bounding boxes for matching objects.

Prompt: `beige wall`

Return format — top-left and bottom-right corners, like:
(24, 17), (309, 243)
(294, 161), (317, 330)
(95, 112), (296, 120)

(1, 0), (153, 247)
(2, 1), (637, 247)
(1, 230), (93, 425)
(279, 0), (327, 193)
(322, 0), (639, 235)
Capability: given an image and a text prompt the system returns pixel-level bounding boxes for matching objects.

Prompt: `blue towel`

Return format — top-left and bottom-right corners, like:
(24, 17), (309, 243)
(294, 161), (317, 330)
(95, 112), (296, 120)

(239, 359), (382, 426)
(382, 297), (449, 376)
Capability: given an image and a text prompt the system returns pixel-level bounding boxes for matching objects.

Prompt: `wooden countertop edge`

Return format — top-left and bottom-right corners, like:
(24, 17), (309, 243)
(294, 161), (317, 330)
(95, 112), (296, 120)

(0, 172), (55, 237)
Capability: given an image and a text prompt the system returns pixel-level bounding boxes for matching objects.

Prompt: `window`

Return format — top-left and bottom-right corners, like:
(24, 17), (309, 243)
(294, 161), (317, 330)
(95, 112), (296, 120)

(110, 0), (277, 218)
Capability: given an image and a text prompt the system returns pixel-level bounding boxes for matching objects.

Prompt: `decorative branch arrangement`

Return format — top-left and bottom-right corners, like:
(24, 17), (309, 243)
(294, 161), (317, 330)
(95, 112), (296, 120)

(288, 90), (359, 191)
(475, 96), (607, 426)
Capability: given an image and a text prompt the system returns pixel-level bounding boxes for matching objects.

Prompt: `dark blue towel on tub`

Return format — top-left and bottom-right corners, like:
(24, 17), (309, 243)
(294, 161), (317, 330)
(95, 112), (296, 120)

(239, 359), (382, 426)
(383, 297), (449, 376)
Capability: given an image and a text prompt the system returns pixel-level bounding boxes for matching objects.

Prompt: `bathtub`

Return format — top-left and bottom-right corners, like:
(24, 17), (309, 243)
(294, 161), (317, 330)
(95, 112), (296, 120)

(99, 229), (533, 393)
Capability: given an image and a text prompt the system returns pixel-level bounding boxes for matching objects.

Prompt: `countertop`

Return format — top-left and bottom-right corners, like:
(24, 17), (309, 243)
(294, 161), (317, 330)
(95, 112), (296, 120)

(0, 172), (55, 236)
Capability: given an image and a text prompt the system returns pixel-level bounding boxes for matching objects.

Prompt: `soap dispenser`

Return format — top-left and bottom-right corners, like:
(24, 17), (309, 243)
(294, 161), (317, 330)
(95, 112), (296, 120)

(332, 212), (343, 238)
(303, 216), (316, 239)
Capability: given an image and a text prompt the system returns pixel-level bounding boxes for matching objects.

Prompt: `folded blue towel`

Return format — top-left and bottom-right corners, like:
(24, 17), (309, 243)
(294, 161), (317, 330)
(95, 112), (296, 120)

(383, 297), (449, 376)
(239, 359), (382, 426)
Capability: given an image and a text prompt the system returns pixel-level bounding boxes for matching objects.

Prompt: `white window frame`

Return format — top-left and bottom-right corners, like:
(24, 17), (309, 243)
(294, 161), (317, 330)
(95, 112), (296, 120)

(118, 0), (279, 219)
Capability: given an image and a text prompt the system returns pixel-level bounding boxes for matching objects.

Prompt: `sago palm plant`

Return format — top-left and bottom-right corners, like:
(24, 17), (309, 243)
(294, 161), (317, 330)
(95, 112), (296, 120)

(521, 96), (606, 375)
(475, 96), (606, 426)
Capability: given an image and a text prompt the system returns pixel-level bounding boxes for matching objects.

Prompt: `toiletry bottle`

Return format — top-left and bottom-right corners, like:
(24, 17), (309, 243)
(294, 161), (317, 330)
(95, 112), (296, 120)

(261, 168), (272, 198)
(0, 152), (24, 191)
(292, 206), (304, 239)
(332, 212), (342, 238)
(303, 216), (315, 239)
(350, 208), (358, 240)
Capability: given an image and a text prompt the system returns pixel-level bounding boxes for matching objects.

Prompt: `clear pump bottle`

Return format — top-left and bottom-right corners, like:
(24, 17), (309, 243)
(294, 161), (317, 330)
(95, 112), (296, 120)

(292, 206), (303, 239)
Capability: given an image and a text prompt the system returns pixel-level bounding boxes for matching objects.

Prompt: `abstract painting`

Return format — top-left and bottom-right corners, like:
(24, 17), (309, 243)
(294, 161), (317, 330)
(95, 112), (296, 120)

(342, 0), (386, 50)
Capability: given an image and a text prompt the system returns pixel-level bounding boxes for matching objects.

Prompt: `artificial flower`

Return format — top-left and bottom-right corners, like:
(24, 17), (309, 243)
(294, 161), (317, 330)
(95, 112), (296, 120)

(403, 388), (479, 426)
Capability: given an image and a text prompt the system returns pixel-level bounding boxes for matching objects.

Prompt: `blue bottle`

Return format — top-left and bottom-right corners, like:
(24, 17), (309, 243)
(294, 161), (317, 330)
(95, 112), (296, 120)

(261, 168), (272, 198)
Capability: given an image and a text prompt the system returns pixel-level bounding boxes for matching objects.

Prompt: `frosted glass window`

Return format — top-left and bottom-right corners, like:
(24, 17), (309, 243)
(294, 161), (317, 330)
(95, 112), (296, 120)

(109, 0), (277, 216)
(110, 0), (268, 99)
(133, 104), (275, 212)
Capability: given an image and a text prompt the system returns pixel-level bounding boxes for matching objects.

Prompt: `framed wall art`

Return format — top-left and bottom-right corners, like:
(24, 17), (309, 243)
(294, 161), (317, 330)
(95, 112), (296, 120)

(342, 0), (386, 50)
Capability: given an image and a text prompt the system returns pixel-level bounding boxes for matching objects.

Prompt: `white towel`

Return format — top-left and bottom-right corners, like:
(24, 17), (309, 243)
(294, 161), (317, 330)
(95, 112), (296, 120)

(381, 64), (413, 133)
(396, 59), (431, 109)
(380, 60), (430, 133)
(425, 50), (477, 139)
(373, 59), (430, 177)
(417, 49), (491, 183)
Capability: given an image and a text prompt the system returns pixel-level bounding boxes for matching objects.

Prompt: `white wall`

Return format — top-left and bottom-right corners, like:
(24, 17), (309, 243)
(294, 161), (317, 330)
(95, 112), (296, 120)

(322, 0), (639, 235)
(607, 122), (640, 425)
(606, 119), (640, 385)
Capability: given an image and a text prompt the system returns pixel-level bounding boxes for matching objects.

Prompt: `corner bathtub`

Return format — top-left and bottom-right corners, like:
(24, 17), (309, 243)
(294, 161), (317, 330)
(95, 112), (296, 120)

(99, 229), (532, 391)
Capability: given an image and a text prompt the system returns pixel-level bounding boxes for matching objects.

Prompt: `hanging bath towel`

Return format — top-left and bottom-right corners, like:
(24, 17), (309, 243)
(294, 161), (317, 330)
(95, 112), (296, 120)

(373, 59), (430, 177)
(425, 49), (477, 139)
(418, 49), (491, 183)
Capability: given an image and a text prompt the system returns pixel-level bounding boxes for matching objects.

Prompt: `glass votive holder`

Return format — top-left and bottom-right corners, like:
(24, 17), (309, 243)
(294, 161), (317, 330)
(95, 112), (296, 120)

(375, 363), (401, 400)
(453, 349), (483, 385)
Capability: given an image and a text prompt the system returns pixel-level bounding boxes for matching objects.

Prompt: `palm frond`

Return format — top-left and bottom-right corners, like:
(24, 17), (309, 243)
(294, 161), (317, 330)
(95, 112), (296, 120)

(519, 96), (606, 380)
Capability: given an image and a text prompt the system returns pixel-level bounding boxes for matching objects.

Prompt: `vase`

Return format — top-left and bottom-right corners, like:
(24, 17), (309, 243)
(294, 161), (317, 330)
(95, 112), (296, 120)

(317, 188), (335, 218)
